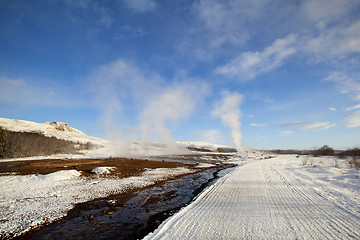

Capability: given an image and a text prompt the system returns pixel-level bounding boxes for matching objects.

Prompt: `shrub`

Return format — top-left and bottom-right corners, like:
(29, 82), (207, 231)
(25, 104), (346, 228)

(311, 145), (335, 157)
(338, 148), (360, 159)
(348, 157), (360, 170)
(0, 128), (7, 158)
(0, 129), (84, 159)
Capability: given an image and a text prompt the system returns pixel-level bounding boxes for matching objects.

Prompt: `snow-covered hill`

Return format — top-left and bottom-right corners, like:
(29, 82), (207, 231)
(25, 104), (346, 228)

(0, 118), (239, 159)
(0, 118), (105, 145)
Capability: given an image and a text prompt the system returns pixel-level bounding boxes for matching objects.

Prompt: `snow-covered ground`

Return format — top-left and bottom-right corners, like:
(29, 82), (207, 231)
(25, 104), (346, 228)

(145, 155), (360, 239)
(0, 167), (195, 238)
(2, 118), (359, 239)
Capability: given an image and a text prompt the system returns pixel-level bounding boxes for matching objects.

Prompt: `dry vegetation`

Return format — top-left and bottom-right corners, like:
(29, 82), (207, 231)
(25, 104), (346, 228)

(310, 145), (360, 170)
(0, 128), (94, 159)
(0, 158), (194, 177)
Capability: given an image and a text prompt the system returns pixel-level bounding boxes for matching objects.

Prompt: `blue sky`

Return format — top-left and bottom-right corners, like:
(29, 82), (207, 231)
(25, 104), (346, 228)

(1, 0), (360, 150)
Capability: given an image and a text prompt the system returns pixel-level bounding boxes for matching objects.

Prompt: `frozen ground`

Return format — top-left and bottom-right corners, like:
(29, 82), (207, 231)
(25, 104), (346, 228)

(145, 155), (360, 239)
(0, 166), (195, 238)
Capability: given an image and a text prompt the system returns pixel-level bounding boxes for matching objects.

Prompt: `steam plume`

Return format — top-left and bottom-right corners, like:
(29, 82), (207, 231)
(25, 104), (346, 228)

(140, 81), (208, 154)
(90, 59), (209, 155)
(212, 91), (244, 152)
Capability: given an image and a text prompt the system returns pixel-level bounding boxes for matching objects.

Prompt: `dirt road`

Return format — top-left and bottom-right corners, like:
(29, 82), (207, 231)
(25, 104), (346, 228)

(145, 155), (360, 239)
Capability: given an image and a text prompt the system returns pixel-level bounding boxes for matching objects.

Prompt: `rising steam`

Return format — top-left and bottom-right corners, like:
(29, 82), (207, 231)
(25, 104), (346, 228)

(90, 59), (208, 155)
(140, 81), (208, 154)
(212, 91), (244, 152)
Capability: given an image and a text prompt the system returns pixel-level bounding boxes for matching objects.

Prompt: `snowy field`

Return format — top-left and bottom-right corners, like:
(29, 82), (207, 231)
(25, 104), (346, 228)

(1, 118), (359, 239)
(0, 166), (195, 238)
(145, 154), (360, 239)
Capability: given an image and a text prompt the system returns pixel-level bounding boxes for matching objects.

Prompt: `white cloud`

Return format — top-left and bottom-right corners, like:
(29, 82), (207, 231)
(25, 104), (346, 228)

(282, 121), (336, 131)
(325, 72), (360, 101)
(301, 0), (359, 26)
(252, 136), (266, 139)
(250, 123), (267, 127)
(324, 72), (360, 128)
(123, 0), (157, 13)
(303, 20), (360, 61)
(329, 107), (337, 111)
(60, 0), (114, 29)
(280, 130), (294, 136)
(192, 0), (251, 48)
(95, 6), (113, 29)
(215, 34), (297, 79)
(346, 104), (360, 111)
(192, 129), (223, 144)
(345, 111), (360, 128)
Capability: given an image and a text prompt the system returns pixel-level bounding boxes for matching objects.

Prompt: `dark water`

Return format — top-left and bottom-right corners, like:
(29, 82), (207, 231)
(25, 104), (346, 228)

(18, 165), (234, 240)
(0, 162), (28, 170)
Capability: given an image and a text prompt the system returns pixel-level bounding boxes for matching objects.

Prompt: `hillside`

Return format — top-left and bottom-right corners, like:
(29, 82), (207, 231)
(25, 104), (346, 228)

(0, 118), (104, 159)
(0, 118), (103, 144)
(0, 118), (239, 159)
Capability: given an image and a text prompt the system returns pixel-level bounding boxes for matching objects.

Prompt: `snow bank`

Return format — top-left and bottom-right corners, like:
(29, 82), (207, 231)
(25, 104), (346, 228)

(38, 169), (81, 181)
(91, 167), (116, 175)
(195, 163), (216, 168)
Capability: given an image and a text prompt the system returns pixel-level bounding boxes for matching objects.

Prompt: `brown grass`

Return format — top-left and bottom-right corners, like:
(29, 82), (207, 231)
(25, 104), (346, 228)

(0, 158), (194, 178)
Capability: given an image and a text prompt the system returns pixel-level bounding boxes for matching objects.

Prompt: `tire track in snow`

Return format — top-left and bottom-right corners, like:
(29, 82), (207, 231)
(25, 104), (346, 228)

(276, 164), (359, 239)
(145, 156), (360, 239)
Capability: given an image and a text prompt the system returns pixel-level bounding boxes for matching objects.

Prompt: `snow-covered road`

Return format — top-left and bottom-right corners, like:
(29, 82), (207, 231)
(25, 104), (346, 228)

(145, 155), (360, 239)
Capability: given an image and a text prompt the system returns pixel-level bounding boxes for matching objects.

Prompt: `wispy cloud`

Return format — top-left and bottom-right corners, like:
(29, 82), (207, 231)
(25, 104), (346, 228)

(192, 0), (251, 48)
(215, 34), (297, 79)
(251, 92), (275, 103)
(94, 6), (114, 29)
(61, 0), (114, 29)
(345, 111), (360, 128)
(252, 136), (266, 139)
(280, 130), (294, 136)
(300, 0), (359, 26)
(325, 72), (360, 127)
(346, 104), (360, 111)
(122, 0), (157, 13)
(299, 0), (360, 62)
(115, 25), (147, 39)
(325, 72), (360, 101)
(329, 107), (337, 111)
(281, 121), (336, 131)
(250, 123), (268, 127)
(192, 129), (223, 144)
(302, 20), (360, 61)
